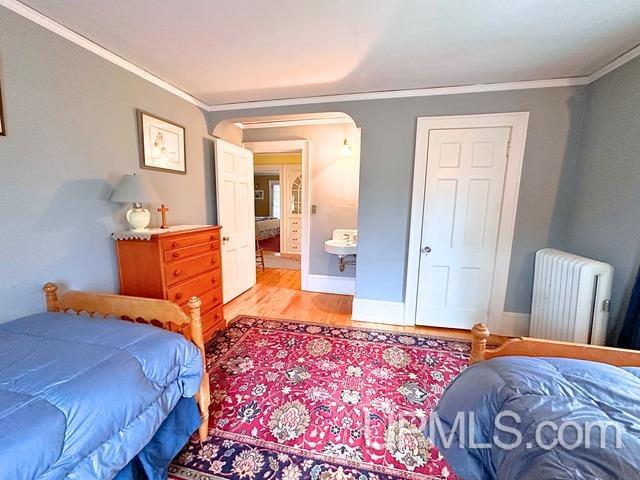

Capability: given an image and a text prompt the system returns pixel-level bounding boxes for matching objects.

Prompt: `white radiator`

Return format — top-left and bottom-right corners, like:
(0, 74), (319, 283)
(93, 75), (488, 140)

(530, 249), (613, 345)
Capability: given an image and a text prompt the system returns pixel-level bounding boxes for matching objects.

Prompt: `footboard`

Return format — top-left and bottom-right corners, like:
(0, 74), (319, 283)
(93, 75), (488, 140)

(470, 323), (640, 367)
(42, 282), (211, 441)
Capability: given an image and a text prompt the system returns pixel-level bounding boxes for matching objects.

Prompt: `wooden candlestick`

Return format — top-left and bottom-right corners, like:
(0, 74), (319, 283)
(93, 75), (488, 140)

(157, 204), (169, 229)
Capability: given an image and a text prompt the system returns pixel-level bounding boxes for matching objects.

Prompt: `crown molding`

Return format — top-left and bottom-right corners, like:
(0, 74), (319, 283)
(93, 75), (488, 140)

(234, 116), (354, 129)
(0, 0), (208, 110)
(207, 77), (590, 111)
(4, 0), (640, 113)
(589, 43), (640, 83)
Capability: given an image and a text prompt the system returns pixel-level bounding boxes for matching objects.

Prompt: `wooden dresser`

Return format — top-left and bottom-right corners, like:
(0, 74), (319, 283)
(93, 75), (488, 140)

(115, 226), (224, 342)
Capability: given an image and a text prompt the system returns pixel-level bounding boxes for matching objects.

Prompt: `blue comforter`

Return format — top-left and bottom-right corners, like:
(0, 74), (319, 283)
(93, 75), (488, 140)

(433, 357), (640, 480)
(0, 312), (203, 480)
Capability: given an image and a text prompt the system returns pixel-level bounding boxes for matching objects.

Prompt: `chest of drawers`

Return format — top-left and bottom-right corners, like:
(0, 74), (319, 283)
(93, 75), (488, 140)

(115, 226), (224, 342)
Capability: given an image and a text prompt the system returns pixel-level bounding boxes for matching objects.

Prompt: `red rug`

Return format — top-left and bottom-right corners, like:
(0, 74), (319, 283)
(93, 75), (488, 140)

(259, 235), (280, 252)
(169, 316), (469, 480)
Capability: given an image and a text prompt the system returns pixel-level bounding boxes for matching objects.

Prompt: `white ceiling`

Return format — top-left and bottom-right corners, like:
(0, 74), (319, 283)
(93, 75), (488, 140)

(18, 0), (640, 106)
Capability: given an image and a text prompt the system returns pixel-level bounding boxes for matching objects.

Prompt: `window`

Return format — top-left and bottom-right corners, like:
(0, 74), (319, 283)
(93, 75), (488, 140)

(291, 175), (302, 215)
(270, 181), (280, 218)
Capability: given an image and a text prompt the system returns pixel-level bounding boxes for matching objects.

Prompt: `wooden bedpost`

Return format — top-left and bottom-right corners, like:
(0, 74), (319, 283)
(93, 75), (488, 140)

(188, 296), (210, 442)
(470, 323), (490, 364)
(43, 283), (59, 312)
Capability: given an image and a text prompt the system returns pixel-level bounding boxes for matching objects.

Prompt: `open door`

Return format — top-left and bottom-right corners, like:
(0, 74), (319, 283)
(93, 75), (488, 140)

(214, 138), (256, 303)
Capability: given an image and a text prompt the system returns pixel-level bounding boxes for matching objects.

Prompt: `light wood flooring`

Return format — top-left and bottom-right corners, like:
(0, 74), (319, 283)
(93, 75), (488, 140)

(224, 268), (507, 344)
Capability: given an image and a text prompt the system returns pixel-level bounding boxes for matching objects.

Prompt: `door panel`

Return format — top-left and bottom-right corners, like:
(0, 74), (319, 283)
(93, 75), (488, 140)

(214, 139), (256, 303)
(416, 127), (511, 329)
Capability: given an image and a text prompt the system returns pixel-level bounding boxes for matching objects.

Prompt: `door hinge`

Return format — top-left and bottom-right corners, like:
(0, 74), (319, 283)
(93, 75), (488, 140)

(506, 141), (512, 159)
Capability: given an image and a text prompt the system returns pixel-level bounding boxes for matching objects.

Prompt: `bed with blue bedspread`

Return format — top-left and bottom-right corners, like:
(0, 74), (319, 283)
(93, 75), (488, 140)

(432, 356), (640, 480)
(0, 311), (203, 479)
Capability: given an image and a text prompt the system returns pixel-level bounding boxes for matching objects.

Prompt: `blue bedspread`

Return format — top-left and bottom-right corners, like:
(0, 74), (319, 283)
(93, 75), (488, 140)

(432, 357), (640, 480)
(0, 312), (203, 480)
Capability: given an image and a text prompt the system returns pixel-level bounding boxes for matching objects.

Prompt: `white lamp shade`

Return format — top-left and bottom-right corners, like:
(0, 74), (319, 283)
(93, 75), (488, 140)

(110, 174), (161, 204)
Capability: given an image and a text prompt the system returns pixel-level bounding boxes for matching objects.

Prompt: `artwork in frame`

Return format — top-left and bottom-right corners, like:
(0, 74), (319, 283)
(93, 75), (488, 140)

(137, 110), (186, 174)
(254, 190), (265, 200)
(0, 80), (5, 136)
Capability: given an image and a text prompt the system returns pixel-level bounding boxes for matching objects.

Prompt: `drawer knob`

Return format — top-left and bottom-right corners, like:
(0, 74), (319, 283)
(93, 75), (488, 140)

(211, 277), (217, 284)
(175, 292), (183, 300)
(173, 269), (181, 276)
(172, 252), (180, 258)
(172, 241), (179, 247)
(210, 235), (215, 240)
(211, 258), (216, 264)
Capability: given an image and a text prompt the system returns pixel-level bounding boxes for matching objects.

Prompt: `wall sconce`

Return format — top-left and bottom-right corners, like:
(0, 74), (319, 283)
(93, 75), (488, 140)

(341, 138), (351, 157)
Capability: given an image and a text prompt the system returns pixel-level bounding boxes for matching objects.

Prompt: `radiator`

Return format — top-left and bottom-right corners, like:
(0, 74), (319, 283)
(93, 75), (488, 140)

(530, 249), (613, 345)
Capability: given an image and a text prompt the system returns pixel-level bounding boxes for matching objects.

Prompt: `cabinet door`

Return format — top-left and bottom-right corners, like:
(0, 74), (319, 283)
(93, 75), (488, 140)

(285, 166), (302, 253)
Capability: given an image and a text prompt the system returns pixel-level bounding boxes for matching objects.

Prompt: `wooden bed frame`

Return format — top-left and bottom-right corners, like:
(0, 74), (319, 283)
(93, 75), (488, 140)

(471, 323), (640, 367)
(42, 282), (211, 441)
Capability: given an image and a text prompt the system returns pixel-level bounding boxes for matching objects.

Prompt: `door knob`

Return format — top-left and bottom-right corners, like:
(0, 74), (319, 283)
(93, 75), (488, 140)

(422, 246), (432, 254)
(222, 236), (230, 242)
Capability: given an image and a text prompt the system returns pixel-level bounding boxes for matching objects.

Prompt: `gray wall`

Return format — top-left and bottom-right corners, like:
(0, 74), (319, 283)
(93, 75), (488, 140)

(0, 8), (215, 322)
(565, 55), (640, 339)
(210, 86), (587, 312)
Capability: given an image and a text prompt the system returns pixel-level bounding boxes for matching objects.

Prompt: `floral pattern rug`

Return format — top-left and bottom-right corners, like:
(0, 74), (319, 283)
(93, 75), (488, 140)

(169, 316), (469, 480)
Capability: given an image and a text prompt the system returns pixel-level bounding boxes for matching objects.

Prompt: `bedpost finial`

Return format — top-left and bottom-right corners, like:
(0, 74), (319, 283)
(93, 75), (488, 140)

(43, 282), (59, 312)
(188, 296), (202, 310)
(472, 323), (490, 340)
(470, 323), (490, 365)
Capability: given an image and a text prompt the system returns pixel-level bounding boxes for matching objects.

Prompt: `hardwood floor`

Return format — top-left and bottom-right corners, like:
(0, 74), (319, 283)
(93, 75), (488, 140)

(225, 268), (507, 343)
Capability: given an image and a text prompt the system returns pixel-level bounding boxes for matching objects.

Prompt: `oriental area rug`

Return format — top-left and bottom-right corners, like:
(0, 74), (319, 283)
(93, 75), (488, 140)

(169, 316), (469, 480)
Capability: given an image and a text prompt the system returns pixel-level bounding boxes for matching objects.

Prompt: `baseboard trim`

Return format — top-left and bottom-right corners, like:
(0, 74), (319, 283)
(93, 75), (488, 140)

(491, 312), (531, 337)
(351, 303), (531, 335)
(351, 298), (406, 326)
(305, 274), (355, 295)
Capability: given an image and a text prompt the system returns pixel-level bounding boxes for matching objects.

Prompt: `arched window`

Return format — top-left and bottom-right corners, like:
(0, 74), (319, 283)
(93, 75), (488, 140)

(291, 175), (302, 215)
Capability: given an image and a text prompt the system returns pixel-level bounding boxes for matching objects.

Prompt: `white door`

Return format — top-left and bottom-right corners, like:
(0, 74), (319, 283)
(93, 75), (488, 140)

(416, 127), (511, 328)
(214, 139), (256, 303)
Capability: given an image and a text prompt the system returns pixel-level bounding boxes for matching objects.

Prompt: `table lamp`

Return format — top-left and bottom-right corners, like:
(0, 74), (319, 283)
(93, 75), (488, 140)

(110, 173), (160, 231)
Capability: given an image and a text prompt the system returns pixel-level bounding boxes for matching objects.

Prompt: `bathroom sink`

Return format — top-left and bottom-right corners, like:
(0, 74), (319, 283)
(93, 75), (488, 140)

(324, 229), (357, 258)
(324, 239), (357, 257)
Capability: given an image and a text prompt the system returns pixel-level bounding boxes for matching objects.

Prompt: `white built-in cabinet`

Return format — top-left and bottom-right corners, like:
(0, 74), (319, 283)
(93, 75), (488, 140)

(283, 165), (302, 254)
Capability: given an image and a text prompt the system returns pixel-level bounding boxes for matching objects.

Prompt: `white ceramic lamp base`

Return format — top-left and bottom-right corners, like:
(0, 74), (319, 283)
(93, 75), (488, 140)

(126, 207), (151, 231)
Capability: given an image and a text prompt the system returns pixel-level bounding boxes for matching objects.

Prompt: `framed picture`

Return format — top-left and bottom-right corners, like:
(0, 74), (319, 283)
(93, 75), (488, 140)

(254, 190), (265, 200)
(0, 80), (5, 136)
(137, 110), (185, 174)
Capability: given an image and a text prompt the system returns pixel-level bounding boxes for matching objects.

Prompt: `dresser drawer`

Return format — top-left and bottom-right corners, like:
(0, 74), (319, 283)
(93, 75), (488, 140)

(290, 218), (301, 227)
(164, 241), (220, 263)
(202, 307), (225, 343)
(165, 252), (219, 286)
(166, 269), (220, 304)
(162, 230), (219, 253)
(289, 243), (301, 252)
(180, 288), (222, 315)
